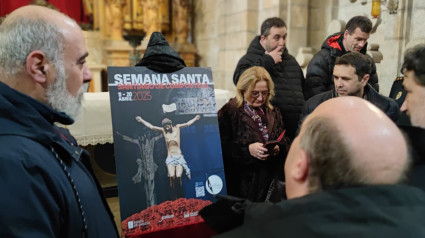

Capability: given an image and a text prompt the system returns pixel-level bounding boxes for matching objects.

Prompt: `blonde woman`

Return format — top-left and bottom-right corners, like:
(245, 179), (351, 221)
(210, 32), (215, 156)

(218, 66), (289, 202)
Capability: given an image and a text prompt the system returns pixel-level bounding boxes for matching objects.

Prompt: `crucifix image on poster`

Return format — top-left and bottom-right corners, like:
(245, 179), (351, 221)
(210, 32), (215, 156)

(116, 130), (163, 207)
(108, 65), (227, 236)
(135, 114), (201, 192)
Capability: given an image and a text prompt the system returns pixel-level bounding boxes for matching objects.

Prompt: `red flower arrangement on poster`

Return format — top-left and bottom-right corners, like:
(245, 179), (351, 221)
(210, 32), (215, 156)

(122, 198), (212, 237)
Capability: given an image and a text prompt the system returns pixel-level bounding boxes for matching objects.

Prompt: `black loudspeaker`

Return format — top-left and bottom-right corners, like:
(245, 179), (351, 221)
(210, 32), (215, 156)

(88, 143), (118, 198)
(93, 143), (116, 174)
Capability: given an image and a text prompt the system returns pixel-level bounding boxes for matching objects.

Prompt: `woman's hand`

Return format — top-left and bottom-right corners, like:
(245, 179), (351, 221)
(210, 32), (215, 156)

(249, 142), (269, 160)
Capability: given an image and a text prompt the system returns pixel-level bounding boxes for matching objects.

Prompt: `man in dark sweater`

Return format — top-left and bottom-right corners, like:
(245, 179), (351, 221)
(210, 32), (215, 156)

(399, 44), (425, 192)
(300, 52), (399, 124)
(233, 17), (305, 141)
(305, 15), (379, 100)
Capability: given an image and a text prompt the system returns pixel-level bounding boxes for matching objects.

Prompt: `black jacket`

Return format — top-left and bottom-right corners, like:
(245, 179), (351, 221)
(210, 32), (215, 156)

(400, 125), (425, 192)
(218, 98), (288, 202)
(0, 81), (119, 237)
(300, 84), (399, 123)
(213, 185), (425, 238)
(233, 36), (305, 140)
(389, 77), (411, 126)
(305, 32), (379, 100)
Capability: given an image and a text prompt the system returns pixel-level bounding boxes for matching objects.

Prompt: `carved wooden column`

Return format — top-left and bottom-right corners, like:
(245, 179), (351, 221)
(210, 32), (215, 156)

(105, 1), (125, 41)
(143, 0), (162, 39)
(171, 0), (196, 66)
(103, 0), (133, 67)
(173, 0), (189, 44)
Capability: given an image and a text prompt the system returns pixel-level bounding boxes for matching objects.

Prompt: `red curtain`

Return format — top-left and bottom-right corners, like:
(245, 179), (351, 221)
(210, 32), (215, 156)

(0, 0), (89, 23)
(0, 0), (31, 16)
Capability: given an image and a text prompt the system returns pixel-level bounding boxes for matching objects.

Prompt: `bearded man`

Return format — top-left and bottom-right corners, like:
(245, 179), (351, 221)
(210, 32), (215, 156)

(0, 5), (118, 238)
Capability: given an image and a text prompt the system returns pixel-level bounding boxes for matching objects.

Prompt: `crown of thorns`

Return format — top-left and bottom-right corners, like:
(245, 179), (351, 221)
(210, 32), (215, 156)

(162, 118), (172, 125)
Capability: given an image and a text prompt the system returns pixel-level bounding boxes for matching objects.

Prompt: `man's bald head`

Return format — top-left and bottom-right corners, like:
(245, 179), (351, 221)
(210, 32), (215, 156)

(285, 97), (409, 199)
(3, 5), (78, 30)
(0, 6), (80, 77)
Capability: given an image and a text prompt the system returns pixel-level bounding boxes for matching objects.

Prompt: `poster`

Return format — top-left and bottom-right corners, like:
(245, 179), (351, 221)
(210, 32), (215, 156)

(108, 66), (226, 236)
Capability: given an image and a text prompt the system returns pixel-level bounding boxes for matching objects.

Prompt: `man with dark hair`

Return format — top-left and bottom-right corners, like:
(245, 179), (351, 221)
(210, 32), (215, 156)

(399, 44), (425, 191)
(0, 5), (119, 237)
(233, 17), (305, 141)
(205, 97), (425, 238)
(305, 15), (379, 100)
(301, 52), (399, 122)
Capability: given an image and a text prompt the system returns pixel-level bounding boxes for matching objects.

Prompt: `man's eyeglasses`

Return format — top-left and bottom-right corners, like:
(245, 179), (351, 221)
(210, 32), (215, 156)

(251, 90), (269, 98)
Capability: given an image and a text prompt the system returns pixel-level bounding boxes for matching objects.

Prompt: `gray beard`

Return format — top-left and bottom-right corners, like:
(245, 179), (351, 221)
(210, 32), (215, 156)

(45, 64), (87, 120)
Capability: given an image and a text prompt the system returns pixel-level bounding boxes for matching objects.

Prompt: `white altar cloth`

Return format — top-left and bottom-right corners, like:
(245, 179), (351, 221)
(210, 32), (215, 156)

(68, 89), (232, 146)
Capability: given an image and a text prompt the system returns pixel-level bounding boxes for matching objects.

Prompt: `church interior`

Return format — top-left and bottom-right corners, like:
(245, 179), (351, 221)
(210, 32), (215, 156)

(1, 0), (424, 235)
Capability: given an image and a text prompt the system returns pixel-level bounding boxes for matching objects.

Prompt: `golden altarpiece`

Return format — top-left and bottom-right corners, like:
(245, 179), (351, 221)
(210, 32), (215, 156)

(72, 0), (198, 196)
(83, 0), (196, 92)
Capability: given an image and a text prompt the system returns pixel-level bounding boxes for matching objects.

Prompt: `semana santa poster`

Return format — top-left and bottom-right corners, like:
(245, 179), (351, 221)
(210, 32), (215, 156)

(108, 66), (226, 236)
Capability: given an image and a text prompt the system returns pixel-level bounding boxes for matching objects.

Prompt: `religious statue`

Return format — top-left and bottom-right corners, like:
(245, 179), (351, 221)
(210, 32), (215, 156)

(123, 0), (133, 30)
(105, 0), (125, 41)
(132, 0), (144, 30)
(160, 0), (171, 32)
(143, 0), (162, 38)
(173, 0), (189, 45)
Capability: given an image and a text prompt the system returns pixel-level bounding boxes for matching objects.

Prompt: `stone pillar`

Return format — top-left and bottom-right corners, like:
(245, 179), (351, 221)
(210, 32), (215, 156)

(83, 31), (107, 92)
(280, 0), (309, 56)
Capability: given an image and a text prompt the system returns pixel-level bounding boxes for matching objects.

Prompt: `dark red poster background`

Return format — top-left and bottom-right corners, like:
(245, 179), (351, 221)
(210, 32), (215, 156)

(0, 0), (89, 23)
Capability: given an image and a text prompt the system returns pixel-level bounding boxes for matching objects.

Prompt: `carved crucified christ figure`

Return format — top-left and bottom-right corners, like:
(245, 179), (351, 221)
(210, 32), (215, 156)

(135, 115), (200, 188)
